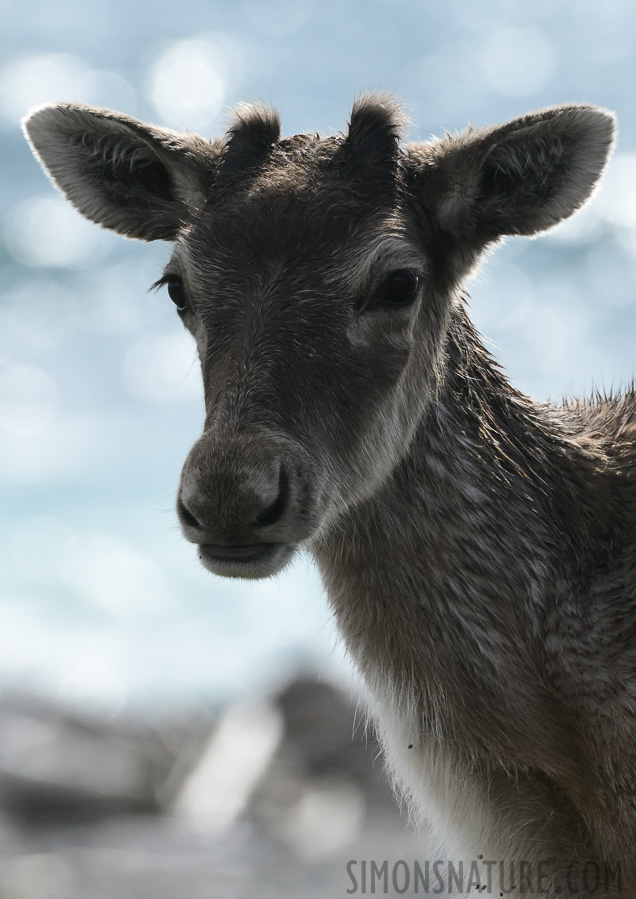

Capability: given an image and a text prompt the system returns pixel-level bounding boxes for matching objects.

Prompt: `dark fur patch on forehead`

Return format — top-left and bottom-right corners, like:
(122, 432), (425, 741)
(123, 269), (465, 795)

(346, 92), (408, 161)
(220, 102), (281, 182)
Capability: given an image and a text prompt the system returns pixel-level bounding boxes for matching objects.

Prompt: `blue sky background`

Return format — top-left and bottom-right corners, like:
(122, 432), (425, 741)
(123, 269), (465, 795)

(1, 0), (635, 714)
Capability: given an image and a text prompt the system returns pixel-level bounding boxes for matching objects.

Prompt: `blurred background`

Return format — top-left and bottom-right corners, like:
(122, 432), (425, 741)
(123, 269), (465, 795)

(1, 0), (635, 895)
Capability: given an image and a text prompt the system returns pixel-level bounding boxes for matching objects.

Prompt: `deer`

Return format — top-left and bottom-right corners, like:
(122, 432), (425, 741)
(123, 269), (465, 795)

(23, 94), (636, 895)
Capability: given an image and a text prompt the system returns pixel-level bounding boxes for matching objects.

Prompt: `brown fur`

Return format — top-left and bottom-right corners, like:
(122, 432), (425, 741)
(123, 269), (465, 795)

(23, 94), (635, 895)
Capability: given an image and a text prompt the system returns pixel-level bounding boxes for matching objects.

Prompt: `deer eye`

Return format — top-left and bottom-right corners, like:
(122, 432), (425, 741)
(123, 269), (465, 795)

(166, 275), (188, 313)
(371, 269), (421, 310)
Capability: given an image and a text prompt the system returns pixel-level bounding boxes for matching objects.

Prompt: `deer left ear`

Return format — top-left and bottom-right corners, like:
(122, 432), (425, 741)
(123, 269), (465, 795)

(23, 103), (223, 241)
(421, 104), (616, 242)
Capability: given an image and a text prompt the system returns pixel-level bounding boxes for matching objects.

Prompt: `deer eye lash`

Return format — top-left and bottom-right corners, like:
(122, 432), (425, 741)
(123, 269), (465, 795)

(150, 273), (189, 313)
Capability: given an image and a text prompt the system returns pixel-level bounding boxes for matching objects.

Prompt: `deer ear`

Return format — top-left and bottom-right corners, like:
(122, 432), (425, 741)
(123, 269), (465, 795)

(22, 103), (223, 241)
(425, 104), (616, 242)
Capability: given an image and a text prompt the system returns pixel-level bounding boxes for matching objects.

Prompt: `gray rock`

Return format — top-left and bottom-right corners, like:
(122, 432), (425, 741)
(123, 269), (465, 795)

(0, 695), (210, 822)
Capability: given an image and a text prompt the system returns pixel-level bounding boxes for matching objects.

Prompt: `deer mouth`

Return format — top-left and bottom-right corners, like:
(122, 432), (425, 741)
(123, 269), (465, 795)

(198, 542), (296, 579)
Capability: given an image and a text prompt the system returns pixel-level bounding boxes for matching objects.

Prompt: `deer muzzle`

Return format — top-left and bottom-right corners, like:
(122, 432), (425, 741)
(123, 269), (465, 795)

(176, 429), (320, 578)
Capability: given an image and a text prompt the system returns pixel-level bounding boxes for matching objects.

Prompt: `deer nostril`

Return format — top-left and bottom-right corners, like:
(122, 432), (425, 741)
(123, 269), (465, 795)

(252, 464), (289, 528)
(178, 495), (203, 530)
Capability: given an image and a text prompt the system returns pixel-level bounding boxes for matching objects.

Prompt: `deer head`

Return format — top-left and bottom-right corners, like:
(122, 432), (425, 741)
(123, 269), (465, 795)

(23, 95), (615, 578)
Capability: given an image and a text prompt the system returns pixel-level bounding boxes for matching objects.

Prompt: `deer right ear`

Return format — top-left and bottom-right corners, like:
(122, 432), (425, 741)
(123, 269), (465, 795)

(22, 103), (223, 241)
(418, 104), (616, 244)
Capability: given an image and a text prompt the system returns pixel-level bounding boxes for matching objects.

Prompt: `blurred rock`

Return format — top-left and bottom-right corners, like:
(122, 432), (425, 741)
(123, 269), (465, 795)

(0, 695), (211, 822)
(0, 678), (425, 898)
(247, 677), (401, 860)
(0, 675), (401, 864)
(274, 677), (393, 804)
(169, 698), (283, 836)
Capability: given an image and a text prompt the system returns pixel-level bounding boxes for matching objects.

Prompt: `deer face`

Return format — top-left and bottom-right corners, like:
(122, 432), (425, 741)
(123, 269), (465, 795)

(167, 180), (441, 576)
(23, 95), (615, 578)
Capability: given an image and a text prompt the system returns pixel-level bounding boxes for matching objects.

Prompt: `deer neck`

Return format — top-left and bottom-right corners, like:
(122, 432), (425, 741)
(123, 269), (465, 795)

(313, 305), (564, 599)
(310, 308), (606, 752)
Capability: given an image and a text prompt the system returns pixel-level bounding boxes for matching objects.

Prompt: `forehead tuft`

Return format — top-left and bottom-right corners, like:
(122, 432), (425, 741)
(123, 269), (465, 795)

(220, 102), (282, 182)
(346, 92), (408, 163)
(216, 93), (408, 188)
(226, 102), (281, 147)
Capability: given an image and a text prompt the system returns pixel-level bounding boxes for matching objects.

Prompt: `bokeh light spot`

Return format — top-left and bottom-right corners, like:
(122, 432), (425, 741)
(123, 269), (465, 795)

(594, 154), (636, 231)
(243, 0), (313, 36)
(478, 26), (556, 97)
(4, 195), (108, 269)
(0, 365), (58, 435)
(0, 280), (80, 352)
(147, 37), (243, 131)
(123, 332), (203, 404)
(0, 53), (89, 123)
(62, 533), (171, 620)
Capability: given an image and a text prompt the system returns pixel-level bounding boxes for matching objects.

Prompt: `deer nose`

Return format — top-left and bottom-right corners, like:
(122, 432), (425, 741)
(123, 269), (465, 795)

(177, 456), (290, 542)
